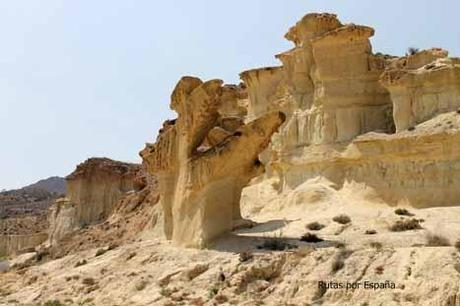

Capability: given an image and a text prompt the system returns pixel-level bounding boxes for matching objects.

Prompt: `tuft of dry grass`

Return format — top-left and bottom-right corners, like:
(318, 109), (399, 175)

(365, 229), (377, 235)
(332, 214), (351, 225)
(306, 222), (326, 231)
(426, 234), (450, 247)
(300, 233), (324, 243)
(389, 219), (422, 232)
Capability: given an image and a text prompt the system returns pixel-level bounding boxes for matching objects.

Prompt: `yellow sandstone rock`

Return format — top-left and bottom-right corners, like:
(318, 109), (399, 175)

(141, 77), (285, 247)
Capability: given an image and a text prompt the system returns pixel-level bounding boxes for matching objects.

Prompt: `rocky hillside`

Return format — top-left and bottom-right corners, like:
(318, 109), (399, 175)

(0, 177), (65, 225)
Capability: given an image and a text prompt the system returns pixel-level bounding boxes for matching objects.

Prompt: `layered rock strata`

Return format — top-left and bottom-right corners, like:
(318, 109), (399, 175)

(239, 13), (460, 209)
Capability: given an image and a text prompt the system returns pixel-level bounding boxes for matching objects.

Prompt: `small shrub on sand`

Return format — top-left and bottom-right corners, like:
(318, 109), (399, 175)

(332, 214), (351, 225)
(426, 234), (450, 246)
(389, 219), (422, 232)
(44, 300), (62, 306)
(135, 279), (148, 291)
(300, 233), (324, 243)
(454, 263), (460, 273)
(257, 238), (296, 251)
(82, 277), (96, 286)
(455, 240), (460, 252)
(238, 251), (253, 262)
(365, 229), (377, 235)
(375, 265), (384, 275)
(95, 248), (107, 257)
(331, 249), (353, 274)
(369, 241), (383, 250)
(306, 222), (325, 231)
(394, 208), (413, 216)
(74, 259), (87, 267)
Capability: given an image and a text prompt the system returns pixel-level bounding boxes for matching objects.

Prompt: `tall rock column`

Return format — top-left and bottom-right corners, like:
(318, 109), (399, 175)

(141, 76), (285, 247)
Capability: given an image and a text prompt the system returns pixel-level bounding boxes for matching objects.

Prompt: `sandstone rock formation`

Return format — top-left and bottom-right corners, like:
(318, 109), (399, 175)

(239, 13), (460, 211)
(381, 49), (460, 131)
(141, 77), (285, 247)
(48, 158), (141, 245)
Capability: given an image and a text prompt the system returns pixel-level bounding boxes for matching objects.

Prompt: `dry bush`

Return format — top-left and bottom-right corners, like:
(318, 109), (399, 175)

(394, 208), (414, 216)
(389, 219), (422, 232)
(375, 265), (384, 275)
(82, 277), (96, 286)
(135, 279), (148, 291)
(306, 222), (325, 231)
(332, 214), (351, 225)
(74, 259), (87, 267)
(454, 263), (460, 273)
(257, 238), (296, 251)
(331, 249), (353, 274)
(365, 229), (377, 235)
(300, 233), (324, 243)
(407, 47), (419, 55)
(426, 234), (450, 246)
(239, 251), (253, 262)
(455, 240), (460, 252)
(44, 300), (62, 306)
(369, 241), (383, 250)
(95, 248), (107, 257)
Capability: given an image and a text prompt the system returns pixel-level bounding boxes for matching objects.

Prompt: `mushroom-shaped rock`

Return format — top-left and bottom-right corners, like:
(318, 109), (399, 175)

(140, 76), (285, 247)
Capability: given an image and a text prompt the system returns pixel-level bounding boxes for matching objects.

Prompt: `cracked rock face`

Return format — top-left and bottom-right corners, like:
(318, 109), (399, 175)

(141, 77), (285, 247)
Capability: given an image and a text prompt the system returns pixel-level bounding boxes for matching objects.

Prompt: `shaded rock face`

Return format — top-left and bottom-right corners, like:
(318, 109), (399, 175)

(48, 158), (141, 245)
(141, 77), (285, 247)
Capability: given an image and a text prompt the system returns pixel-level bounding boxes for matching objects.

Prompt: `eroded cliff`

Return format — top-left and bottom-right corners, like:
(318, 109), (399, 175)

(240, 13), (460, 211)
(48, 158), (142, 245)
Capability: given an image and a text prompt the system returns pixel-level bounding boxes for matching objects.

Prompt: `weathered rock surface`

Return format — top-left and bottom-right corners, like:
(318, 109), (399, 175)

(381, 49), (460, 131)
(141, 76), (285, 247)
(240, 13), (460, 210)
(47, 158), (141, 245)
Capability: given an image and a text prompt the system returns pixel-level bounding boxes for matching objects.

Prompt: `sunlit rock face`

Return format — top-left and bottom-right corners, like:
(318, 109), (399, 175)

(140, 77), (284, 247)
(381, 49), (460, 131)
(239, 13), (460, 211)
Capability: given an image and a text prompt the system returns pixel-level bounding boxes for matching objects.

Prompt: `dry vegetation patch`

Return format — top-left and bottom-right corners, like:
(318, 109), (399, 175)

(389, 219), (422, 232)
(332, 214), (351, 225)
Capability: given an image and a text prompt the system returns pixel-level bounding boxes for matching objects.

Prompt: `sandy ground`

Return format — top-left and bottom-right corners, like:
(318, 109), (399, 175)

(2, 181), (460, 306)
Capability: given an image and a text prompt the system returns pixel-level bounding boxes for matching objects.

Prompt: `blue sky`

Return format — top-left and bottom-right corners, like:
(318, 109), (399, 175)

(1, 0), (459, 189)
